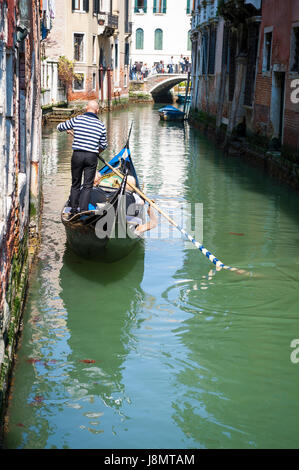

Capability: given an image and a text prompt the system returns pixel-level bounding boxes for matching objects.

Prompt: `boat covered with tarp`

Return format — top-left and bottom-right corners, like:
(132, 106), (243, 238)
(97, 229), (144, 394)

(61, 142), (145, 262)
(158, 105), (185, 121)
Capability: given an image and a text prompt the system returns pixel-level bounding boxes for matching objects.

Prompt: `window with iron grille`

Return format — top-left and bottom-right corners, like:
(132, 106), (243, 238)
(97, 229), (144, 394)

(73, 73), (85, 91)
(74, 33), (84, 62)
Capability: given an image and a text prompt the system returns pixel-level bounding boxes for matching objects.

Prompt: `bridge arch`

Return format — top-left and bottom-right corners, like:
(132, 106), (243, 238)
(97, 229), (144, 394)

(144, 74), (188, 102)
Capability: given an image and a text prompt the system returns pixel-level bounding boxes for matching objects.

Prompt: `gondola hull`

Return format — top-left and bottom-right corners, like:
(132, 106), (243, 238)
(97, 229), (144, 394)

(61, 143), (145, 262)
(62, 213), (144, 262)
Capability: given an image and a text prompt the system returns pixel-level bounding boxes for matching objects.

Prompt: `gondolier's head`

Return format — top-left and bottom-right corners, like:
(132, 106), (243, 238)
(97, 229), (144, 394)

(86, 100), (99, 115)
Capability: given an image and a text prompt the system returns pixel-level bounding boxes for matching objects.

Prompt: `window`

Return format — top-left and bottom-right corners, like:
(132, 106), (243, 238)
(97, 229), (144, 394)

(72, 0), (89, 12)
(134, 0), (147, 13)
(93, 0), (100, 14)
(125, 41), (130, 65)
(73, 73), (85, 91)
(154, 28), (163, 50)
(208, 24), (216, 75)
(92, 35), (96, 64)
(291, 26), (299, 72)
(115, 41), (118, 69)
(201, 31), (208, 75)
(263, 30), (272, 72)
(136, 28), (144, 50)
(92, 72), (96, 90)
(74, 33), (84, 62)
(187, 30), (191, 51)
(153, 0), (167, 13)
(186, 0), (195, 14)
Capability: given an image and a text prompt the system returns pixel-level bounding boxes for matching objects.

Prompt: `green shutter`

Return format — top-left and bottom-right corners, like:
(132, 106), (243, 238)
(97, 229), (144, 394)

(83, 0), (89, 12)
(153, 0), (157, 13)
(144, 0), (147, 13)
(154, 29), (163, 50)
(136, 28), (144, 49)
(187, 0), (190, 14)
(134, 0), (138, 13)
(162, 0), (167, 14)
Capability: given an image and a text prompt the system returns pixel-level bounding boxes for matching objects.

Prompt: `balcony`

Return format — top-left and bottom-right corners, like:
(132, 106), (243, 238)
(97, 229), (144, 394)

(98, 12), (119, 37)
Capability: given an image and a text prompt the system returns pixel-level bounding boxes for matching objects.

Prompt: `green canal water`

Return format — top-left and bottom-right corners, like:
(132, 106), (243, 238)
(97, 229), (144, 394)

(4, 104), (299, 449)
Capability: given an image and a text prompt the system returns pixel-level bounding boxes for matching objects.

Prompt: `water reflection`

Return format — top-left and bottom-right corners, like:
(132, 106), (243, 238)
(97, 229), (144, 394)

(4, 104), (299, 449)
(60, 246), (145, 397)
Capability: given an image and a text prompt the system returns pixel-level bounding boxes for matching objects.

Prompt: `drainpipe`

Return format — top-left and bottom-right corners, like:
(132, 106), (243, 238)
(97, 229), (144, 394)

(99, 65), (104, 103)
(107, 66), (111, 110)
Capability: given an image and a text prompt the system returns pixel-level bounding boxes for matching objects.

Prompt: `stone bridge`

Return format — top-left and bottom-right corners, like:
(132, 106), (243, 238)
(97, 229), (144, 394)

(130, 73), (188, 102)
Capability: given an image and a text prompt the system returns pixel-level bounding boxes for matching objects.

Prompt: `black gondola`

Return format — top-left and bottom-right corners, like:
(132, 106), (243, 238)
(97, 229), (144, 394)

(61, 134), (145, 262)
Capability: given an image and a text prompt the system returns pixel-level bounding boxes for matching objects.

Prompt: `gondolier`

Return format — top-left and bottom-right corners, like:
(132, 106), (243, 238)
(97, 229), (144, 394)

(57, 100), (108, 217)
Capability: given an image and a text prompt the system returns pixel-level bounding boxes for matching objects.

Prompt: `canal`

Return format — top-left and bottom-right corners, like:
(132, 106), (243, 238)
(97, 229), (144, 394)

(3, 104), (299, 449)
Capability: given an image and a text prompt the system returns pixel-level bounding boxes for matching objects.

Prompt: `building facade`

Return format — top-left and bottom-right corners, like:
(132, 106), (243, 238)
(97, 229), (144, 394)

(190, 0), (299, 154)
(43, 0), (132, 107)
(0, 0), (42, 421)
(253, 0), (299, 151)
(131, 0), (192, 70)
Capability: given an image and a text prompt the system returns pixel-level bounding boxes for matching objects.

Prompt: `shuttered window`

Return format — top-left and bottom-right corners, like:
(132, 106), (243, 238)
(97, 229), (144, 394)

(134, 0), (147, 13)
(153, 0), (167, 14)
(136, 28), (144, 50)
(186, 0), (190, 14)
(154, 28), (163, 50)
(93, 0), (100, 14)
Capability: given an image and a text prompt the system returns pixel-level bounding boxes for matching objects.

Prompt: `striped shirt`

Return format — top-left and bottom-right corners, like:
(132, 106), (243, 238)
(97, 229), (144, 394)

(57, 112), (108, 154)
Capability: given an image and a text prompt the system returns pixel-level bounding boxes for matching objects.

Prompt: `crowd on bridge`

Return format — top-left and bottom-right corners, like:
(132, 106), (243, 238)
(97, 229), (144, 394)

(130, 55), (191, 81)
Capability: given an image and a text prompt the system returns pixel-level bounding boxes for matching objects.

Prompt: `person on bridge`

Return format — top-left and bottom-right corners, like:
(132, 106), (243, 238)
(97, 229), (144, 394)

(57, 100), (108, 217)
(167, 56), (174, 73)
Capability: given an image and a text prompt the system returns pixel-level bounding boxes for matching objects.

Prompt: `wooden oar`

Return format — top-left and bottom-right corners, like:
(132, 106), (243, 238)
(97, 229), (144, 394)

(98, 155), (245, 273)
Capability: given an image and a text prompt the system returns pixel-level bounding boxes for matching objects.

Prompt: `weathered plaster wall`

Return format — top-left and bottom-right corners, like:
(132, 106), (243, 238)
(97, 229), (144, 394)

(0, 0), (42, 430)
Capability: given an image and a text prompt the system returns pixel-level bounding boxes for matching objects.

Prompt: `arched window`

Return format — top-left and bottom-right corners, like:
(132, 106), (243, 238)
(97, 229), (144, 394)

(154, 28), (163, 50)
(187, 30), (191, 51)
(136, 28), (144, 49)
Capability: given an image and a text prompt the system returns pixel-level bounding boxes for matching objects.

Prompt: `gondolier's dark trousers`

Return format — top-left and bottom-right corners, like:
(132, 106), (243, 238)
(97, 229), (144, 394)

(70, 150), (98, 213)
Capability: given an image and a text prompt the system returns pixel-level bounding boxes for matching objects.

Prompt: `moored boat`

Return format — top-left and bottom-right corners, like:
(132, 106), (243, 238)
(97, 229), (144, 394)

(176, 94), (191, 104)
(158, 105), (185, 121)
